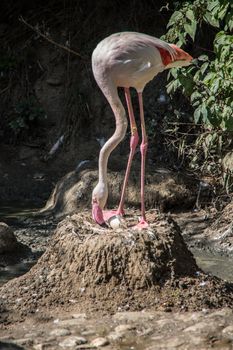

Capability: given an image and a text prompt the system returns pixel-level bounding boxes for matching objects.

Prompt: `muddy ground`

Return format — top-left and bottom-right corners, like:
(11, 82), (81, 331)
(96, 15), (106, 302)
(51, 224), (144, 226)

(0, 208), (233, 350)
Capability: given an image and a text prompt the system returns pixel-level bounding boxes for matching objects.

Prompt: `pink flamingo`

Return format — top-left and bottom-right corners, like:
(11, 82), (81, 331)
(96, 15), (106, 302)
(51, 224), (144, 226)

(91, 32), (193, 229)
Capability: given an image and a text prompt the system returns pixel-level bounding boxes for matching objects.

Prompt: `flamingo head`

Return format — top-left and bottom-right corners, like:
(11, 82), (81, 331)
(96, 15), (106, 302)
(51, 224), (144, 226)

(166, 44), (193, 68)
(92, 182), (108, 225)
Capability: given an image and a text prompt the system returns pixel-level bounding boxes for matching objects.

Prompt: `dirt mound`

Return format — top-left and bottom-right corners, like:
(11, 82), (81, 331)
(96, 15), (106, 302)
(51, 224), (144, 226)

(39, 168), (197, 218)
(1, 212), (232, 324)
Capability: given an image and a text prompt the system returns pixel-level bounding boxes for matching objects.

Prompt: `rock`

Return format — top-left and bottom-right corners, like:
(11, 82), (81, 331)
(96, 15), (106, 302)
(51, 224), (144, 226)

(58, 319), (84, 327)
(114, 324), (135, 333)
(113, 312), (155, 322)
(208, 308), (232, 318)
(184, 321), (219, 334)
(49, 328), (71, 336)
(90, 337), (109, 347)
(13, 338), (33, 346)
(81, 330), (96, 336)
(72, 313), (87, 320)
(107, 332), (123, 341)
(33, 345), (44, 350)
(58, 336), (87, 347)
(0, 222), (18, 253)
(222, 325), (233, 339)
(158, 336), (185, 348)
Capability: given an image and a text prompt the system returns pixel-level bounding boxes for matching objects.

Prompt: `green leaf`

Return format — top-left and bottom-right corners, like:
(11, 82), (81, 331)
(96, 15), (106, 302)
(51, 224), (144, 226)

(204, 12), (220, 27)
(218, 3), (229, 20)
(191, 91), (202, 102)
(203, 72), (216, 84)
(166, 79), (181, 94)
(178, 73), (194, 95)
(207, 0), (219, 12)
(167, 11), (182, 28)
(211, 78), (220, 94)
(194, 107), (201, 123)
(170, 68), (178, 79)
(201, 104), (208, 123)
(184, 20), (197, 41)
(186, 9), (195, 21)
(200, 62), (209, 74)
(198, 55), (209, 62)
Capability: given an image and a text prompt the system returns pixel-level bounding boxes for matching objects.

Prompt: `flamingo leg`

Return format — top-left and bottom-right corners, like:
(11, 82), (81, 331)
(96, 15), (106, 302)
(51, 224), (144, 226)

(117, 87), (139, 214)
(135, 91), (148, 229)
(103, 87), (139, 221)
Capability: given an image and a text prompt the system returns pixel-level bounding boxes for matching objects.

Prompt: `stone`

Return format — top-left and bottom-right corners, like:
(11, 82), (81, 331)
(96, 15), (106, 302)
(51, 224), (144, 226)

(113, 312), (155, 322)
(188, 334), (208, 346)
(0, 222), (17, 253)
(34, 345), (44, 350)
(155, 318), (176, 327)
(72, 313), (87, 320)
(59, 336), (87, 347)
(11, 338), (33, 346)
(90, 337), (109, 347)
(222, 325), (233, 339)
(58, 319), (84, 327)
(160, 336), (185, 348)
(114, 324), (135, 333)
(81, 330), (96, 336)
(49, 328), (71, 337)
(184, 321), (218, 333)
(208, 308), (232, 318)
(107, 332), (123, 341)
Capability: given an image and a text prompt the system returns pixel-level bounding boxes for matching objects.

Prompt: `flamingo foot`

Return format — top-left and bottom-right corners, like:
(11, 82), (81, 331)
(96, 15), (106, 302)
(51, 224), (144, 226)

(133, 218), (149, 230)
(103, 209), (124, 221)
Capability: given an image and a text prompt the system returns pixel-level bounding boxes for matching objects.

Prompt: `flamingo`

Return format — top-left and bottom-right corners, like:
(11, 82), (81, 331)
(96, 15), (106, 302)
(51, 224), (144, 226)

(91, 32), (193, 229)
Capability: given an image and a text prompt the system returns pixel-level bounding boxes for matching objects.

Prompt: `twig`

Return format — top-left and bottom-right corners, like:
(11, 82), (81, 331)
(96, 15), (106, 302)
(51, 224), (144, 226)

(0, 85), (10, 95)
(19, 16), (88, 61)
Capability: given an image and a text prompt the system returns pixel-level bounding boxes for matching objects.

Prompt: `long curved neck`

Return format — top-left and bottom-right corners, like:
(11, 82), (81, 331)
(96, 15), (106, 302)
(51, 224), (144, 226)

(98, 85), (127, 185)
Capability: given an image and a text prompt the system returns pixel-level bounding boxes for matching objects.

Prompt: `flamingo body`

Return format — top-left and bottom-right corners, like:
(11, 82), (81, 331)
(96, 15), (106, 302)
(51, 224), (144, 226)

(91, 32), (193, 228)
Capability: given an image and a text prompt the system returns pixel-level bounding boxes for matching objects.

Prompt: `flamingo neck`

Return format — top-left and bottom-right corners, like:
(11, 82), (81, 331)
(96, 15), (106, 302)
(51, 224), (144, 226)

(98, 91), (128, 185)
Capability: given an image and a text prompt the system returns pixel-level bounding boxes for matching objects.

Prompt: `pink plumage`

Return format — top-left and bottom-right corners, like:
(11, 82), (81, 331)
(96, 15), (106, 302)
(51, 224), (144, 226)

(91, 32), (193, 229)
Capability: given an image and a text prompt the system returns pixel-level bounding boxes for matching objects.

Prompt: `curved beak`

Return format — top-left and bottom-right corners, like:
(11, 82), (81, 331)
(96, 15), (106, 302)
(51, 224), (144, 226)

(92, 201), (105, 225)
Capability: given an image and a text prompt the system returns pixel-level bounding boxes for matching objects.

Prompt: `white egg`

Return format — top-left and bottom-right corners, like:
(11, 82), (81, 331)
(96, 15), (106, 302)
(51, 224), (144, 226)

(108, 215), (122, 229)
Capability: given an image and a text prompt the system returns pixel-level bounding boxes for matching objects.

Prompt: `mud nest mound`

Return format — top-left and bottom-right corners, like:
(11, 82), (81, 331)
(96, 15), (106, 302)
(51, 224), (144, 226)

(0, 212), (232, 323)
